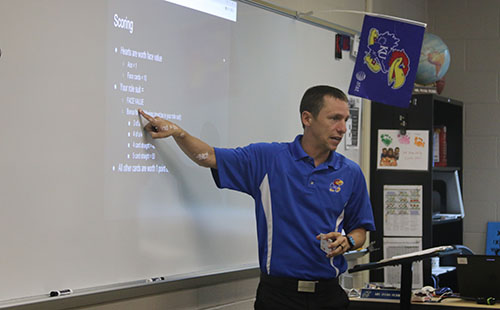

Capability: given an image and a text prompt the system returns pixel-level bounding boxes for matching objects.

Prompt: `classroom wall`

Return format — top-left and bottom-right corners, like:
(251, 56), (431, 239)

(426, 0), (500, 255)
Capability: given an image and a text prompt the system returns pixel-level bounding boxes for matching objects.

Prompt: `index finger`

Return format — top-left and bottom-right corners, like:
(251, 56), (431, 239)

(320, 232), (341, 240)
(138, 109), (154, 122)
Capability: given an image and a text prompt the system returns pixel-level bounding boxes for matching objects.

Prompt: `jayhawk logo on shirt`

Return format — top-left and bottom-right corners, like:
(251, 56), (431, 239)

(329, 179), (344, 193)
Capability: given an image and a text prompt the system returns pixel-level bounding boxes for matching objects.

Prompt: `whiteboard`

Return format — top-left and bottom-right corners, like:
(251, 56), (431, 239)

(0, 0), (357, 303)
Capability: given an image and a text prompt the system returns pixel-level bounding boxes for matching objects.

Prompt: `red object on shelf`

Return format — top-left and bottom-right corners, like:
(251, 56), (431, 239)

(433, 126), (447, 167)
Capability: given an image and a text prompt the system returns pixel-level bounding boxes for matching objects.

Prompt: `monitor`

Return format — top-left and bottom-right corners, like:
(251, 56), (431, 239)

(432, 170), (465, 219)
(456, 255), (500, 300)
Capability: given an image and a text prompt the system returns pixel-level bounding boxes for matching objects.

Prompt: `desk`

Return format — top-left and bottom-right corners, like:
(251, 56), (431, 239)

(349, 247), (461, 310)
(350, 298), (500, 310)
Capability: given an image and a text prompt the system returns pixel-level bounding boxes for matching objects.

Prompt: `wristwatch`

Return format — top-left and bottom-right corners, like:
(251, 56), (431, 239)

(347, 235), (356, 249)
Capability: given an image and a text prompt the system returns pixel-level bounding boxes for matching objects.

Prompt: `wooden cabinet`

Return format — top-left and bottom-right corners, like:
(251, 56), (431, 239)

(369, 94), (463, 286)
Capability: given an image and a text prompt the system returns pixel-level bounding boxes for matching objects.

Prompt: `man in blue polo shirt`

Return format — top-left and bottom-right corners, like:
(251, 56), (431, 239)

(139, 85), (375, 310)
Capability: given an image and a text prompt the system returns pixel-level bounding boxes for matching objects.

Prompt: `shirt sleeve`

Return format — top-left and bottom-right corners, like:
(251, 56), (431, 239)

(210, 144), (268, 197)
(343, 165), (376, 233)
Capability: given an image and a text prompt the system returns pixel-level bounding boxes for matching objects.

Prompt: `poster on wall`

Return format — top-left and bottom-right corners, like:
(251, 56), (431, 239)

(383, 237), (423, 288)
(377, 129), (429, 170)
(383, 185), (423, 237)
(345, 96), (362, 150)
(486, 222), (500, 255)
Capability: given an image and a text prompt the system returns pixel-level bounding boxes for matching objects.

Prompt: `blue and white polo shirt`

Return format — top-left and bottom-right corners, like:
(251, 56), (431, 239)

(211, 135), (375, 280)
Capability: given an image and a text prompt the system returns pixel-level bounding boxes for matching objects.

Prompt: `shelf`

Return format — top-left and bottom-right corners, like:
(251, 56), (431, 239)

(369, 93), (464, 287)
(432, 218), (463, 225)
(432, 166), (461, 172)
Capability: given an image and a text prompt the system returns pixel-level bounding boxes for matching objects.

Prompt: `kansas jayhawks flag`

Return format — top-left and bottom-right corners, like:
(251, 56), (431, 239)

(348, 15), (425, 108)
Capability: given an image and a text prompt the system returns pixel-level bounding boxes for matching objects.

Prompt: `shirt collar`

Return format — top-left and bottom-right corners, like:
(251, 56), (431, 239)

(290, 135), (341, 170)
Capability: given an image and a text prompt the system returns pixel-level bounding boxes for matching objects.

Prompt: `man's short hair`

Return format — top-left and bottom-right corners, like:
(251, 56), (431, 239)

(300, 85), (348, 120)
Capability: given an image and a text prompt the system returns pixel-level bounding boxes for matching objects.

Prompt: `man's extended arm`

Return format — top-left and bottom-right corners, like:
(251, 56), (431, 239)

(138, 109), (217, 169)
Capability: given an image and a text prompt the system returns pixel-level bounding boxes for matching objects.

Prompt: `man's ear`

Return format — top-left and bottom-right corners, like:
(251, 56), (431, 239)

(301, 111), (313, 127)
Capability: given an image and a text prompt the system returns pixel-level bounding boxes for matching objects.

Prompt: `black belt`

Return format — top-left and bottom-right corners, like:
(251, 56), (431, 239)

(260, 273), (340, 293)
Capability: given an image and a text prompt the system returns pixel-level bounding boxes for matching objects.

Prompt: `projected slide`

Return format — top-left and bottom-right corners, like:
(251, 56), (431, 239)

(104, 0), (255, 280)
(107, 0), (235, 176)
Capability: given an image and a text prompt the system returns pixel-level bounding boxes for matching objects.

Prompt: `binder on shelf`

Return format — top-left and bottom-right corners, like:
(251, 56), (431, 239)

(433, 126), (447, 167)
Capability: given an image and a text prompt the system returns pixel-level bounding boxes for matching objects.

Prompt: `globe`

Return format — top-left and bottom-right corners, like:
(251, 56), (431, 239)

(415, 33), (451, 85)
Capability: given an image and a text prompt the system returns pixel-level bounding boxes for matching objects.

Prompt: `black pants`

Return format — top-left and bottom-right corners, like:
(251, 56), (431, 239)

(254, 273), (350, 310)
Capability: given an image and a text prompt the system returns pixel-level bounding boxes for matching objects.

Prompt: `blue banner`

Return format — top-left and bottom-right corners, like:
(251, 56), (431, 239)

(348, 15), (425, 108)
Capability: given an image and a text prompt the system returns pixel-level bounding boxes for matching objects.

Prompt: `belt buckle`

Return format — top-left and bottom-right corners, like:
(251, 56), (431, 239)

(297, 280), (317, 293)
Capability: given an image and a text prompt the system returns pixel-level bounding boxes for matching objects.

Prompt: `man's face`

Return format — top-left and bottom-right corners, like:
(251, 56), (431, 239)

(307, 96), (349, 152)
